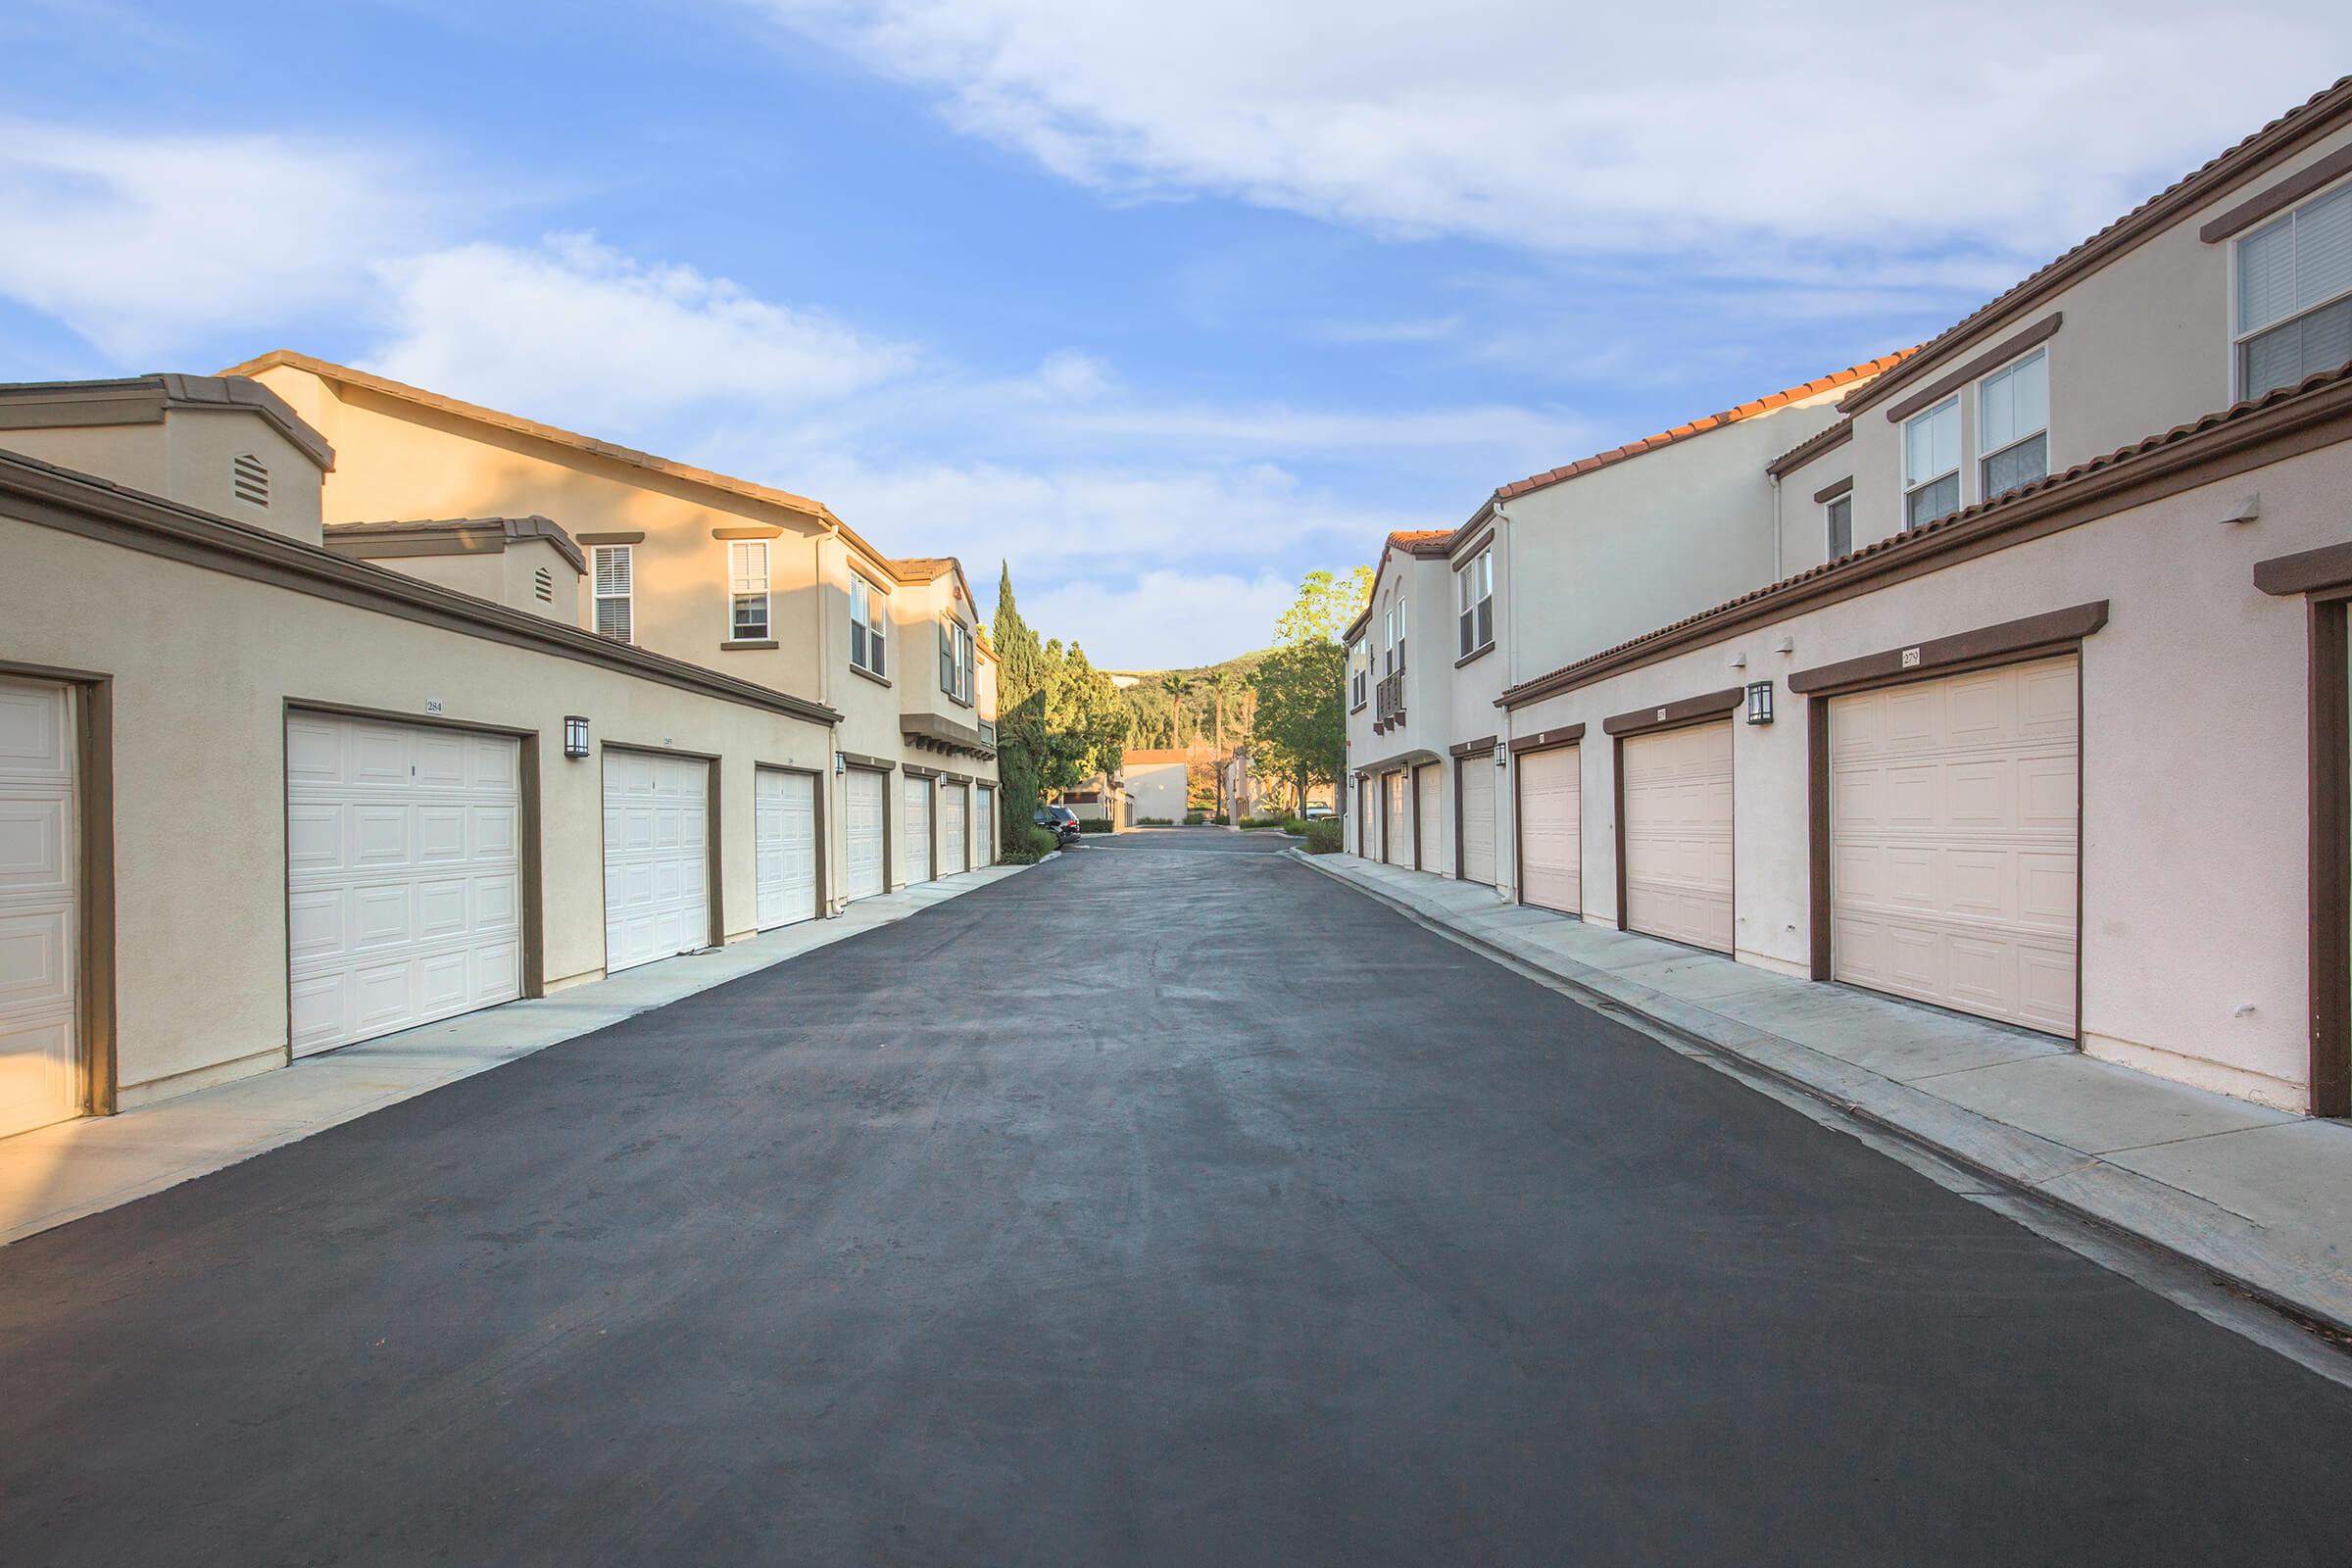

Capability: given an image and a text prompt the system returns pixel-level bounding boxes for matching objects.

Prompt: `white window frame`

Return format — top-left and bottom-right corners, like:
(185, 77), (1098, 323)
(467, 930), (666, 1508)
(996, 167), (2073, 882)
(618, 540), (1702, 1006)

(940, 618), (975, 704)
(1457, 547), (1494, 658)
(1348, 641), (1367, 710)
(1824, 493), (1853, 560)
(728, 540), (770, 641)
(592, 544), (633, 644)
(1901, 396), (1963, 530)
(1976, 346), (2050, 500)
(2230, 176), (2352, 400)
(850, 573), (888, 677)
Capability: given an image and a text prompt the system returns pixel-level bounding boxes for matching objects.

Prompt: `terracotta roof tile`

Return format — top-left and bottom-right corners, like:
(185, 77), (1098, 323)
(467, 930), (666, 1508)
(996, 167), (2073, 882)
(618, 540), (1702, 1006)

(1387, 528), (1455, 557)
(1498, 357), (2352, 706)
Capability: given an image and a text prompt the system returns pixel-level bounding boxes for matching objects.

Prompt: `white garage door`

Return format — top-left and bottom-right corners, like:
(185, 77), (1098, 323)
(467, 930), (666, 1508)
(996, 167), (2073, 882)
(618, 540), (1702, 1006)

(602, 750), (710, 974)
(0, 679), (78, 1136)
(904, 777), (933, 886)
(977, 786), (996, 864)
(1359, 779), (1376, 857)
(1413, 764), (1443, 873)
(755, 767), (818, 931)
(287, 711), (521, 1057)
(1518, 745), (1582, 915)
(1384, 773), (1409, 866)
(846, 768), (887, 901)
(1622, 721), (1735, 954)
(1831, 657), (2079, 1035)
(943, 783), (968, 874)
(1459, 756), (1495, 886)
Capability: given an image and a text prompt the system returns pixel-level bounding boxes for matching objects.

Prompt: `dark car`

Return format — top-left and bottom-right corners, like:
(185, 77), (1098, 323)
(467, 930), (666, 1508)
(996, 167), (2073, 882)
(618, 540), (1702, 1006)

(1035, 804), (1083, 846)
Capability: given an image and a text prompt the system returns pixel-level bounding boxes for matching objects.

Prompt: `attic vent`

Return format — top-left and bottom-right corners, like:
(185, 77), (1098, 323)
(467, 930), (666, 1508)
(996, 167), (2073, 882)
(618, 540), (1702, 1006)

(231, 454), (269, 508)
(534, 566), (554, 603)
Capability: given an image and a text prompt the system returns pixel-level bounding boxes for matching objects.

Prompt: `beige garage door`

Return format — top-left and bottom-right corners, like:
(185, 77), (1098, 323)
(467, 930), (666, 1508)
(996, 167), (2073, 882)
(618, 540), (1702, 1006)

(846, 768), (887, 901)
(288, 712), (523, 1057)
(602, 750), (710, 975)
(1359, 779), (1376, 857)
(1831, 657), (2078, 1035)
(1622, 721), (1735, 954)
(1518, 745), (1582, 915)
(1458, 755), (1495, 886)
(754, 767), (818, 931)
(1384, 773), (1408, 866)
(1413, 763), (1443, 873)
(0, 678), (77, 1137)
(943, 783), (968, 874)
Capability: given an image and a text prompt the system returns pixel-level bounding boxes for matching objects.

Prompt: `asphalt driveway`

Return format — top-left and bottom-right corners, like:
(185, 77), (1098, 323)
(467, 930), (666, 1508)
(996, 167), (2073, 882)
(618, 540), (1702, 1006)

(4, 828), (2351, 1565)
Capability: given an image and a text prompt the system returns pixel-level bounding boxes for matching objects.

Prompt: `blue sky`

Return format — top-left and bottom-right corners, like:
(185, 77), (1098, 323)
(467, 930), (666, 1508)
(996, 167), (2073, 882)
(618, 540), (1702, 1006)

(4, 2), (2348, 666)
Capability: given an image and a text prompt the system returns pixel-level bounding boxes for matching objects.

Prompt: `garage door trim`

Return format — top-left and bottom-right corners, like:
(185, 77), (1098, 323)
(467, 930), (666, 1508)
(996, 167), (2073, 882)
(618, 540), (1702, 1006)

(1611, 714), (1737, 949)
(1511, 738), (1582, 914)
(844, 762), (895, 902)
(286, 698), (546, 1031)
(1451, 740), (1495, 885)
(599, 739), (722, 965)
(2, 661), (116, 1118)
(1800, 630), (2100, 1047)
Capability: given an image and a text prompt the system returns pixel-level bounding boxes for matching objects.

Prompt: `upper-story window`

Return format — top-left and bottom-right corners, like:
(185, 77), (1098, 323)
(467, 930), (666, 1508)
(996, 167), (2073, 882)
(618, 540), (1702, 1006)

(850, 573), (887, 676)
(729, 541), (770, 640)
(2236, 181), (2352, 400)
(592, 544), (633, 643)
(1348, 640), (1368, 710)
(1383, 597), (1406, 675)
(1902, 397), (1962, 528)
(1825, 494), (1853, 559)
(940, 618), (976, 703)
(1978, 348), (2049, 499)
(1457, 548), (1494, 657)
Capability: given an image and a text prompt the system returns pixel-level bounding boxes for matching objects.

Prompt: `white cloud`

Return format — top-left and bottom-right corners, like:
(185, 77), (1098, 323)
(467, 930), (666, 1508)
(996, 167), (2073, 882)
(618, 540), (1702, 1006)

(1020, 568), (1303, 668)
(757, 1), (2351, 270)
(0, 120), (449, 360)
(366, 233), (920, 433)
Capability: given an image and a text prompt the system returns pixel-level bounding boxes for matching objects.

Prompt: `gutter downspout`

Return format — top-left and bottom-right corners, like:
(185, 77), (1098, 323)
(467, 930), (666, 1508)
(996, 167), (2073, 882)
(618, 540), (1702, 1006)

(1769, 470), (1784, 582)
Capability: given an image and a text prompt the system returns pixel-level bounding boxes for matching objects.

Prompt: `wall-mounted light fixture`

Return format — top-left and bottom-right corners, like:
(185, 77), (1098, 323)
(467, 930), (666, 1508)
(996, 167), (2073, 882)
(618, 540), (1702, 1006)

(1744, 681), (1775, 725)
(835, 750), (848, 775)
(563, 714), (590, 759)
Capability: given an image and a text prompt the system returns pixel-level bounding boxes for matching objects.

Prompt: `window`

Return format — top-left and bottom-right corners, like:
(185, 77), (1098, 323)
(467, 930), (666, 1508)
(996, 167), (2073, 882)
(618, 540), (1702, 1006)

(592, 545), (632, 643)
(2236, 181), (2352, 398)
(1457, 548), (1494, 657)
(1979, 348), (2048, 498)
(940, 619), (975, 703)
(1824, 495), (1852, 559)
(1383, 597), (1406, 676)
(1348, 641), (1368, 709)
(231, 453), (268, 508)
(850, 574), (887, 676)
(1902, 397), (1961, 528)
(729, 541), (770, 640)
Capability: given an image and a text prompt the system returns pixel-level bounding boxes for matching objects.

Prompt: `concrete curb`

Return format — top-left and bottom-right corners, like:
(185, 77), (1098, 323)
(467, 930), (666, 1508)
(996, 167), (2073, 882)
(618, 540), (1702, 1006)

(1285, 847), (2352, 1340)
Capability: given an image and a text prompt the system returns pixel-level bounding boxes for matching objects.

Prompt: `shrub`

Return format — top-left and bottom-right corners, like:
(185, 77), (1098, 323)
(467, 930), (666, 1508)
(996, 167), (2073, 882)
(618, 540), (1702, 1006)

(1183, 809), (1205, 825)
(1210, 812), (1229, 825)
(1281, 817), (1311, 836)
(1303, 818), (1345, 855)
(1077, 817), (1113, 833)
(1138, 815), (1174, 827)
(1000, 823), (1065, 864)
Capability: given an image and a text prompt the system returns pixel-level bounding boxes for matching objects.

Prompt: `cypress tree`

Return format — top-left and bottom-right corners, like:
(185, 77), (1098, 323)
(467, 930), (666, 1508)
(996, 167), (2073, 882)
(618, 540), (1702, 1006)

(992, 563), (1049, 853)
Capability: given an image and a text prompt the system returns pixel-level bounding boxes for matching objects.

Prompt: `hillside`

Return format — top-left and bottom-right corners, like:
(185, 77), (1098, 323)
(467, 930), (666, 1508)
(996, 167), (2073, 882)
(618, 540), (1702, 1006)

(1105, 648), (1275, 752)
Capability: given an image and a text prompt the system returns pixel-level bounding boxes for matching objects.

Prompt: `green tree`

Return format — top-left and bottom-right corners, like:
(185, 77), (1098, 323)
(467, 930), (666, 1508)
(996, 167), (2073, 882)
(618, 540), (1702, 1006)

(1040, 640), (1126, 795)
(992, 563), (1049, 853)
(1274, 565), (1375, 647)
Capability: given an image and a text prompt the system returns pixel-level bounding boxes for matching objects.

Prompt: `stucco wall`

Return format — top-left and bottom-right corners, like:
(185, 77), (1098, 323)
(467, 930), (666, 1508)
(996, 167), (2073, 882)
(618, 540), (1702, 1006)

(1505, 436), (2352, 1109)
(1124, 762), (1189, 822)
(0, 409), (325, 546)
(1839, 122), (2352, 555)
(3, 512), (834, 1102)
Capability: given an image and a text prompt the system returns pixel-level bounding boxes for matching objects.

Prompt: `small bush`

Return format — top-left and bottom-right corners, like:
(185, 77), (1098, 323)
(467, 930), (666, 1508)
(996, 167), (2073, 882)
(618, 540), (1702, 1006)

(1137, 815), (1174, 827)
(1239, 813), (1288, 830)
(1077, 817), (1113, 834)
(1000, 823), (1065, 864)
(1211, 812), (1230, 825)
(1183, 809), (1205, 825)
(1281, 817), (1311, 836)
(1303, 819), (1345, 855)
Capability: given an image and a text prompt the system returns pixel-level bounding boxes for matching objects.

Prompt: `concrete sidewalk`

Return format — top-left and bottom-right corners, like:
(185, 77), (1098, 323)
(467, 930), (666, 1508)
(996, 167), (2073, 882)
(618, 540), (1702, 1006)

(1293, 848), (2352, 1337)
(0, 860), (1041, 1248)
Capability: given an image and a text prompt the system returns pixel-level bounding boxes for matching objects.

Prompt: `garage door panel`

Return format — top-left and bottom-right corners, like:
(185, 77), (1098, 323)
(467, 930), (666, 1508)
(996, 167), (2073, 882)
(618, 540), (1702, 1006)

(1622, 723), (1734, 954)
(1458, 760), (1496, 886)
(1830, 656), (2078, 1036)
(601, 751), (710, 975)
(755, 769), (817, 930)
(944, 784), (968, 874)
(847, 769), (887, 901)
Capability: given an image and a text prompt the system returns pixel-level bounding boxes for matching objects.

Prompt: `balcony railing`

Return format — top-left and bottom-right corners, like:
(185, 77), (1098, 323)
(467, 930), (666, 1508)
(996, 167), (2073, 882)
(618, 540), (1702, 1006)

(1374, 669), (1405, 727)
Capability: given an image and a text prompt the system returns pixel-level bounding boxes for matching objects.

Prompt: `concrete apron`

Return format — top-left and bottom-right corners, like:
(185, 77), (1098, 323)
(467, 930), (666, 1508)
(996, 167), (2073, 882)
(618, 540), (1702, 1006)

(0, 861), (1041, 1249)
(1289, 847), (2352, 1341)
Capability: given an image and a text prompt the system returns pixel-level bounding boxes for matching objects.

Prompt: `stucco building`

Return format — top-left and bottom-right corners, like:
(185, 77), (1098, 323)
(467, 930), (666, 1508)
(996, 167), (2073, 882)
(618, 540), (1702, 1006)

(1345, 75), (2352, 1115)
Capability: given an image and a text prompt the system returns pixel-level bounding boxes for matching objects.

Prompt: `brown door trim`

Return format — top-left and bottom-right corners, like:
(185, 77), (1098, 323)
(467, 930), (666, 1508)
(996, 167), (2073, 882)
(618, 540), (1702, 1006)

(2256, 540), (2352, 599)
(0, 661), (118, 1118)
(1601, 688), (1744, 738)
(1449, 734), (1498, 759)
(1509, 723), (1585, 754)
(2307, 598), (2351, 1115)
(1806, 697), (1833, 980)
(1453, 755), (1468, 882)
(1789, 601), (2108, 696)
(1615, 722), (1736, 953)
(1612, 738), (1629, 931)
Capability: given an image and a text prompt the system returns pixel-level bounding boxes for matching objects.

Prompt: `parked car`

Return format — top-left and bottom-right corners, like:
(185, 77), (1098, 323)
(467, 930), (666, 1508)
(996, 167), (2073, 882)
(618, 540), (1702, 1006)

(1035, 804), (1083, 846)
(1302, 804), (1334, 820)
